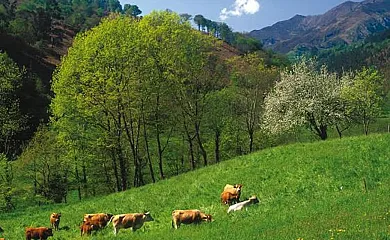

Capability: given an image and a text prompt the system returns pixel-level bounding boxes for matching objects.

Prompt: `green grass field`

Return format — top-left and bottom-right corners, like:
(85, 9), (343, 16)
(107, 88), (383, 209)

(1, 134), (390, 239)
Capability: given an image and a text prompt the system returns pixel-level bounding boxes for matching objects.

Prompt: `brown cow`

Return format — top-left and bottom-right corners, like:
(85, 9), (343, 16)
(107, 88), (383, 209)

(171, 210), (212, 229)
(110, 212), (154, 235)
(25, 227), (53, 240)
(49, 213), (61, 231)
(80, 221), (98, 236)
(83, 213), (113, 229)
(221, 184), (243, 205)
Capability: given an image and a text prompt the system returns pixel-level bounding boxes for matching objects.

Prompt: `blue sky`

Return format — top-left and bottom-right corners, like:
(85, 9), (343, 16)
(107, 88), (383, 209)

(119, 0), (364, 32)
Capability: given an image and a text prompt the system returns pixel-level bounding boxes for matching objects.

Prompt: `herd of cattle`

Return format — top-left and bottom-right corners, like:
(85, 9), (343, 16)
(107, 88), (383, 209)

(3, 184), (259, 239)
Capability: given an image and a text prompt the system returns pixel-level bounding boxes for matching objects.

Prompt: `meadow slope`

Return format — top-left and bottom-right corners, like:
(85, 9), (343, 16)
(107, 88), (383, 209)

(1, 134), (390, 239)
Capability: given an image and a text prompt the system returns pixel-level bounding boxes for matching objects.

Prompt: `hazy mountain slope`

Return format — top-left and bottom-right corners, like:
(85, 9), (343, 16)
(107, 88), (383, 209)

(249, 0), (390, 53)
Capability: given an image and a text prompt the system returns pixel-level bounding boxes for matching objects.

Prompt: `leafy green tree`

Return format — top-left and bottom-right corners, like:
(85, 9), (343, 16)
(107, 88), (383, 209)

(232, 32), (263, 53)
(179, 13), (191, 23)
(263, 58), (345, 140)
(341, 68), (384, 135)
(19, 125), (68, 203)
(0, 52), (25, 159)
(204, 88), (233, 163)
(11, 0), (61, 43)
(219, 22), (233, 43)
(0, 0), (16, 32)
(51, 12), (218, 189)
(123, 4), (141, 17)
(0, 153), (15, 211)
(229, 53), (278, 152)
(193, 14), (204, 31)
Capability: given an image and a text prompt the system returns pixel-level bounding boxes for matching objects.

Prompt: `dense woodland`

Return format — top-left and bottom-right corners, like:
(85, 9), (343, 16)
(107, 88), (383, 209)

(0, 0), (389, 212)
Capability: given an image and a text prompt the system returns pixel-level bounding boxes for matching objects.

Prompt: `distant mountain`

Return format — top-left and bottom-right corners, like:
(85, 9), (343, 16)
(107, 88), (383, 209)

(249, 0), (390, 53)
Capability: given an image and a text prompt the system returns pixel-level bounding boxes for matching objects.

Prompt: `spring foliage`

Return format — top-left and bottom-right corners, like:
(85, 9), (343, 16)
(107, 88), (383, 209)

(263, 58), (345, 140)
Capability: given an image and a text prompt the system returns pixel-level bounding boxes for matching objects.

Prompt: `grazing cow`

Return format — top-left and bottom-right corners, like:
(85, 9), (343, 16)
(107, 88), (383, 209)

(25, 227), (53, 240)
(80, 221), (98, 236)
(110, 212), (154, 235)
(49, 213), (61, 231)
(171, 210), (212, 229)
(221, 184), (242, 205)
(227, 195), (259, 213)
(83, 213), (113, 229)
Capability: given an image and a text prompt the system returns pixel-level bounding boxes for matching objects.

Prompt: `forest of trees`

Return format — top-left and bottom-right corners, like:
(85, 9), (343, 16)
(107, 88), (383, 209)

(0, 0), (138, 45)
(0, 6), (388, 211)
(190, 13), (263, 53)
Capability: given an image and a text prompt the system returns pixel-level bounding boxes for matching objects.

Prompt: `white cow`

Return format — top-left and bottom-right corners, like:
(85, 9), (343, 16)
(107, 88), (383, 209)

(227, 195), (259, 213)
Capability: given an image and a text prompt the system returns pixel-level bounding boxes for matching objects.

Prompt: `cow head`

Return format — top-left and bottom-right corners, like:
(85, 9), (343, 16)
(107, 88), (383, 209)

(202, 214), (212, 222)
(234, 184), (243, 192)
(46, 228), (53, 237)
(249, 195), (259, 204)
(51, 213), (61, 220)
(105, 213), (113, 221)
(144, 212), (154, 222)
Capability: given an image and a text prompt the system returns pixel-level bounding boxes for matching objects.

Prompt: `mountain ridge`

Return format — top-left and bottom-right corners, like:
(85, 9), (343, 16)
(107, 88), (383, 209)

(249, 0), (390, 53)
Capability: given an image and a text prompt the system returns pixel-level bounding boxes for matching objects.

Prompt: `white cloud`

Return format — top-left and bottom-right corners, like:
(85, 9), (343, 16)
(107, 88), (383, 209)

(220, 0), (260, 21)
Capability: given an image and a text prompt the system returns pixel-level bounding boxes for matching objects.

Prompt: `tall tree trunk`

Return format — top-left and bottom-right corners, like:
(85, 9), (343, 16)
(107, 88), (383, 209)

(75, 163), (81, 201)
(110, 149), (121, 192)
(155, 94), (165, 180)
(336, 125), (342, 139)
(249, 129), (254, 153)
(184, 120), (196, 170)
(156, 130), (164, 179)
(363, 116), (370, 135)
(122, 106), (143, 187)
(142, 112), (155, 183)
(82, 161), (88, 196)
(116, 138), (127, 191)
(319, 125), (328, 140)
(308, 114), (328, 140)
(215, 129), (220, 163)
(105, 115), (121, 192)
(102, 162), (113, 192)
(195, 121), (207, 166)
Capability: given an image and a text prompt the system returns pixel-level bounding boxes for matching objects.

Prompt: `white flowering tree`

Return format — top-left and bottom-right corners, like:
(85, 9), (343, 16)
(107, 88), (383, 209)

(263, 58), (345, 140)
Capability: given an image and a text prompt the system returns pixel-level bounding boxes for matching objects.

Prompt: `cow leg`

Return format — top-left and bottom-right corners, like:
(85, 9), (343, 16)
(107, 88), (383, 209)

(172, 219), (179, 229)
(113, 226), (119, 235)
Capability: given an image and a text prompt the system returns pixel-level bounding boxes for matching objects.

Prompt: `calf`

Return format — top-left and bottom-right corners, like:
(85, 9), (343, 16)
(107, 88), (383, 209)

(171, 210), (212, 229)
(80, 221), (98, 236)
(83, 213), (113, 229)
(227, 195), (259, 213)
(110, 212), (154, 235)
(49, 213), (61, 231)
(25, 227), (53, 240)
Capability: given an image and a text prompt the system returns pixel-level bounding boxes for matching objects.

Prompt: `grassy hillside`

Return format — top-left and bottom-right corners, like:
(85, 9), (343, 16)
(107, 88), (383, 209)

(1, 134), (390, 239)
